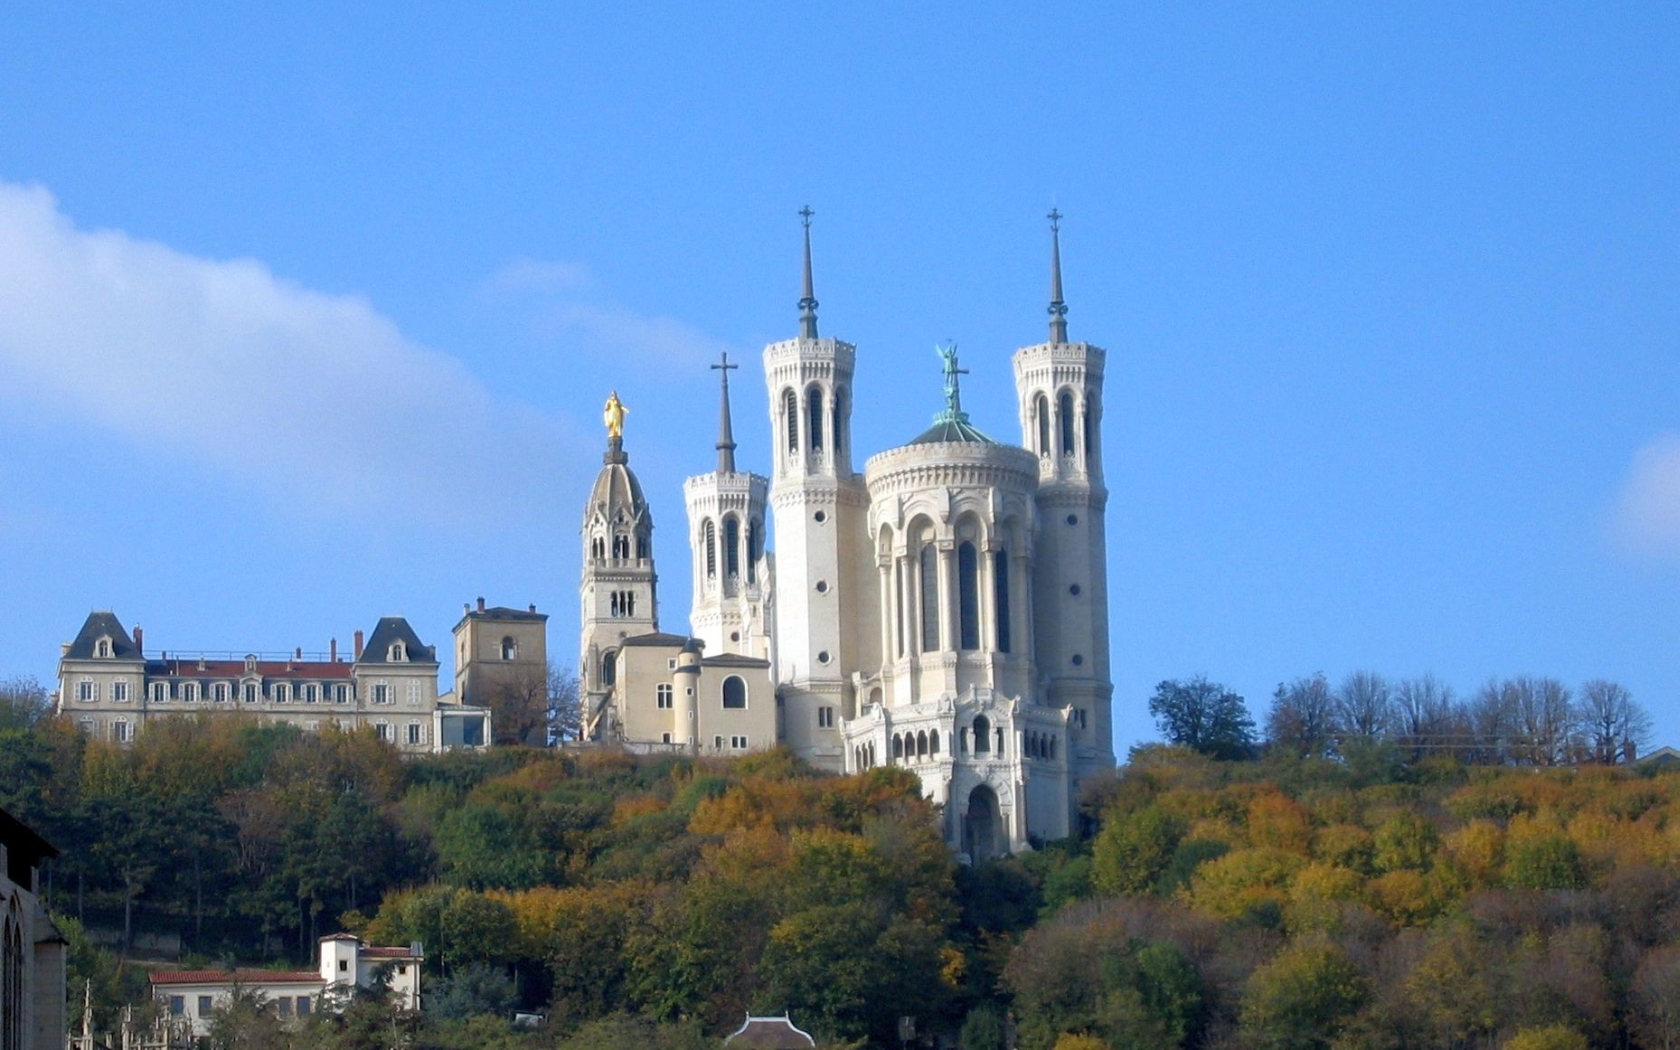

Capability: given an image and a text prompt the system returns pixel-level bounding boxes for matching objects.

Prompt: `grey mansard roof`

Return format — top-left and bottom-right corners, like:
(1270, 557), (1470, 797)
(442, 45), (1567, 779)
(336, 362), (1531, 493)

(358, 617), (437, 664)
(65, 611), (142, 660)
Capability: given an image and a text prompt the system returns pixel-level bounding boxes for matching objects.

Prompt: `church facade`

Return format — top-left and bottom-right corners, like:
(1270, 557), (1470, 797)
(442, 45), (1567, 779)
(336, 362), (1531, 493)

(580, 213), (1115, 856)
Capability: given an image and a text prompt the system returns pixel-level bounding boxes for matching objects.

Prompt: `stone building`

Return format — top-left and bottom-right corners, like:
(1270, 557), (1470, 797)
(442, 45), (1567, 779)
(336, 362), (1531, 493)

(581, 212), (1115, 856)
(0, 808), (65, 1050)
(451, 599), (550, 744)
(56, 613), (490, 753)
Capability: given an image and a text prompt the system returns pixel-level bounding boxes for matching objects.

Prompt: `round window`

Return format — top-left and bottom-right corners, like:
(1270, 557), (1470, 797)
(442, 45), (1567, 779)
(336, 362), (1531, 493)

(1069, 584), (1081, 596)
(817, 650), (832, 664)
(815, 580), (829, 594)
(730, 631), (741, 642)
(1071, 654), (1084, 667)
(814, 510), (827, 523)
(1066, 514), (1079, 526)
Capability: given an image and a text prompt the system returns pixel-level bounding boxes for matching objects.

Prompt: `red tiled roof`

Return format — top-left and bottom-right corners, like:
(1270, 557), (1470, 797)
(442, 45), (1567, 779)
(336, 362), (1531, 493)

(151, 659), (354, 681)
(151, 970), (322, 985)
(361, 946), (420, 959)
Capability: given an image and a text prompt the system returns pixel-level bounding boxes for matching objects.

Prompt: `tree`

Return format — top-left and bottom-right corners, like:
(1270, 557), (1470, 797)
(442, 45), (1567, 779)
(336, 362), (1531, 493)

(0, 675), (50, 730)
(1266, 674), (1338, 758)
(1335, 671), (1390, 740)
(1632, 947), (1680, 1050)
(1092, 804), (1179, 896)
(1577, 680), (1651, 764)
(1239, 939), (1368, 1050)
(1148, 678), (1255, 760)
(485, 666), (552, 747)
(1503, 1026), (1589, 1050)
(547, 664), (582, 744)
(1392, 675), (1465, 759)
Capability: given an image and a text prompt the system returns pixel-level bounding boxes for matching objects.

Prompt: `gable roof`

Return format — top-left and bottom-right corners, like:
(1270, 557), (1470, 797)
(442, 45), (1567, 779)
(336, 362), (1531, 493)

(358, 618), (436, 665)
(65, 612), (142, 660)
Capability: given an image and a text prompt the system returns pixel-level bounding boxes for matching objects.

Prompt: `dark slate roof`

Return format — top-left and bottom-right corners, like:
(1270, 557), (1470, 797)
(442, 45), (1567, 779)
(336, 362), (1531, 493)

(724, 1016), (816, 1050)
(470, 606), (548, 622)
(65, 611), (142, 660)
(358, 617), (437, 664)
(702, 654), (771, 669)
(146, 658), (353, 681)
(907, 415), (997, 446)
(617, 632), (695, 649)
(0, 808), (57, 892)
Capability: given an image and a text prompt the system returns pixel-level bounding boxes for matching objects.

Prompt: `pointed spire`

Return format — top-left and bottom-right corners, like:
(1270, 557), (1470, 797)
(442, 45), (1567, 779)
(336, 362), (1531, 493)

(711, 352), (739, 473)
(798, 206), (819, 339)
(1047, 207), (1069, 344)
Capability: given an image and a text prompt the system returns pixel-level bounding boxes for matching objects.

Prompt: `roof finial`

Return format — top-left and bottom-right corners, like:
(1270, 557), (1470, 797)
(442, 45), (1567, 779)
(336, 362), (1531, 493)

(602, 390), (628, 463)
(1047, 207), (1069, 344)
(798, 206), (819, 340)
(711, 351), (739, 473)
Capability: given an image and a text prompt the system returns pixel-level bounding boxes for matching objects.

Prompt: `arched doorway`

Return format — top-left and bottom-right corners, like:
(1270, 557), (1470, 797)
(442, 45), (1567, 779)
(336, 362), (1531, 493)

(964, 785), (1002, 860)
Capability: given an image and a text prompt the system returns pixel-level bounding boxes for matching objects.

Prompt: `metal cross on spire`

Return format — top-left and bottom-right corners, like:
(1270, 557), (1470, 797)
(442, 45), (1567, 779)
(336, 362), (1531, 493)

(935, 342), (970, 422)
(711, 351), (739, 473)
(798, 206), (820, 340)
(1047, 207), (1069, 344)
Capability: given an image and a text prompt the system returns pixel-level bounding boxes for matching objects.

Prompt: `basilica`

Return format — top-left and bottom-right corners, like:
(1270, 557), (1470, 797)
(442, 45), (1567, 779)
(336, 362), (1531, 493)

(579, 213), (1115, 857)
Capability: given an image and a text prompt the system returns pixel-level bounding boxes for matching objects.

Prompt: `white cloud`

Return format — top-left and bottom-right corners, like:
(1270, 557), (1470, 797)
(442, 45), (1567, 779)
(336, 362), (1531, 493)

(1611, 433), (1680, 562)
(479, 258), (728, 370)
(0, 182), (567, 525)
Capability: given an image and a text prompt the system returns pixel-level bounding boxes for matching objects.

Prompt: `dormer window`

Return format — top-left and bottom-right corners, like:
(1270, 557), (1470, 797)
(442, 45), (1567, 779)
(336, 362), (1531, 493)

(96, 637), (112, 658)
(245, 655), (258, 673)
(390, 642), (405, 662)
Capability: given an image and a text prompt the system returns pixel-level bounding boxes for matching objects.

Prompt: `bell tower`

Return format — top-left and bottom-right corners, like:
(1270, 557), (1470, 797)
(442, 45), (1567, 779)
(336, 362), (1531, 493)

(683, 352), (773, 661)
(764, 208), (871, 769)
(579, 392), (659, 740)
(1012, 211), (1115, 779)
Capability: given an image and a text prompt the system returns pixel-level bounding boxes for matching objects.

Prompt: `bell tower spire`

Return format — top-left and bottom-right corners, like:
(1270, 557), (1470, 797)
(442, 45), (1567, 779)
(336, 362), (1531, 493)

(1047, 207), (1069, 345)
(798, 206), (819, 340)
(711, 351), (739, 473)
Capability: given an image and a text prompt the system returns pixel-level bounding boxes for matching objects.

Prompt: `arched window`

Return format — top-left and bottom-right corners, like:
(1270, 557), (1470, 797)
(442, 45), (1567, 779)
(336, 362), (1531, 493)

(917, 730), (928, 758)
(973, 715), (991, 753)
(892, 735), (904, 760)
(894, 562), (906, 657)
(958, 542), (979, 650)
(807, 388), (825, 453)
(1083, 390), (1097, 456)
(1035, 394), (1050, 455)
(721, 676), (747, 709)
(1059, 391), (1076, 455)
(1049, 736), (1057, 760)
(831, 389), (846, 459)
(501, 637), (517, 661)
(592, 537), (605, 560)
(704, 520), (716, 578)
(600, 650), (617, 687)
(746, 521), (760, 583)
(636, 532), (648, 559)
(612, 534), (629, 559)
(783, 389), (799, 454)
(919, 544), (940, 653)
(724, 517), (740, 577)
(996, 725), (1006, 755)
(930, 729), (940, 755)
(993, 549), (1011, 653)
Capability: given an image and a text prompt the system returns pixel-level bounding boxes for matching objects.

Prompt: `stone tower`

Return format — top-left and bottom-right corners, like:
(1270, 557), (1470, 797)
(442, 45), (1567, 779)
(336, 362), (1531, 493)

(763, 209), (872, 769)
(683, 353), (773, 661)
(579, 393), (659, 739)
(1011, 211), (1116, 781)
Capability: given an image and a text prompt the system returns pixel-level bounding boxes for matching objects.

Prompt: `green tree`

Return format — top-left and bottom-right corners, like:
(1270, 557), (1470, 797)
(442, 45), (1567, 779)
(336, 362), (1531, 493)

(1240, 940), (1368, 1050)
(1148, 678), (1255, 760)
(1503, 1025), (1589, 1050)
(1092, 804), (1178, 896)
(959, 1006), (1005, 1050)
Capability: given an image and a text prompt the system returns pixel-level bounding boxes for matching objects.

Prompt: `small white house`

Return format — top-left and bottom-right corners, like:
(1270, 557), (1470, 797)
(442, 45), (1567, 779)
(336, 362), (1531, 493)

(151, 935), (421, 1036)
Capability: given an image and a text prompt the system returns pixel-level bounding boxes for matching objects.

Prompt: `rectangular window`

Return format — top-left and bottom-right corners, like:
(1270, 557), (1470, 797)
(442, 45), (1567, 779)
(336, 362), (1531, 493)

(213, 682), (228, 702)
(714, 735), (723, 749)
(113, 720), (130, 743)
(152, 682), (167, 703)
(731, 735), (748, 750)
(375, 722), (392, 741)
(338, 960), (348, 973)
(406, 722), (422, 745)
(304, 684), (318, 703)
(661, 732), (671, 744)
(372, 683), (390, 704)
(182, 682), (198, 702)
(277, 997), (293, 1017)
(305, 721), (320, 732)
(296, 996), (311, 1016)
(169, 996), (184, 1017)
(407, 681), (421, 705)
(112, 680), (129, 702)
(77, 679), (96, 702)
(198, 996), (213, 1016)
(656, 684), (673, 709)
(274, 683), (289, 703)
(77, 718), (95, 737)
(243, 683), (257, 703)
(335, 684), (349, 703)
(817, 706), (834, 728)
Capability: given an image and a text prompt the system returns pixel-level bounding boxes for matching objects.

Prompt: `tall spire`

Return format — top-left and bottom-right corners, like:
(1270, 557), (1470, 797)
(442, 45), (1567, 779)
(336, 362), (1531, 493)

(1047, 207), (1069, 344)
(798, 206), (819, 340)
(711, 351), (739, 473)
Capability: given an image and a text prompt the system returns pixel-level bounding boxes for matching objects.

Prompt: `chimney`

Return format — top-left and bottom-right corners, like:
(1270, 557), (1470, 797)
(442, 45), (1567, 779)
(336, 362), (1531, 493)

(330, 638), (338, 662)
(477, 597), (486, 613)
(463, 602), (471, 615)
(133, 625), (144, 654)
(295, 647), (303, 660)
(353, 630), (364, 660)
(528, 604), (537, 614)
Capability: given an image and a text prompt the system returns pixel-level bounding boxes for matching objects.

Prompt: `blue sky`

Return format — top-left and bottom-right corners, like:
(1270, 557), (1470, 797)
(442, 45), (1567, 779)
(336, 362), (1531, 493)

(1, 3), (1676, 752)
